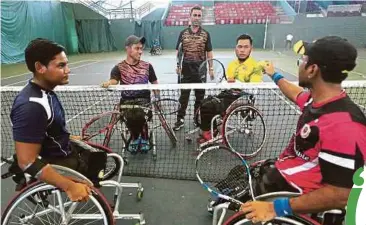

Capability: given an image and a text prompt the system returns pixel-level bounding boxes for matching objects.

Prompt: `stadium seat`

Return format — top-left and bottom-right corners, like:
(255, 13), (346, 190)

(213, 2), (278, 25)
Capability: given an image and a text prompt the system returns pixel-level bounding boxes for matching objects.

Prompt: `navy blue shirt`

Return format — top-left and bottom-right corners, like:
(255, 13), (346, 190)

(10, 81), (71, 157)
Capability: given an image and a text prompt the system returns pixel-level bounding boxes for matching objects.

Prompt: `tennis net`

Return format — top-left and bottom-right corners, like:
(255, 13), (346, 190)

(1, 81), (365, 180)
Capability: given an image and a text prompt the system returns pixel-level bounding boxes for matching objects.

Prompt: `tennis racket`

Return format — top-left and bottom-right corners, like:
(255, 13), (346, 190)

(198, 58), (227, 84)
(196, 145), (255, 211)
(177, 42), (184, 84)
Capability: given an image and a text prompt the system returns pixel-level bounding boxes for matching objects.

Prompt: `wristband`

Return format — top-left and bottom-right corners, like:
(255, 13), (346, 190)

(272, 72), (284, 85)
(273, 198), (293, 217)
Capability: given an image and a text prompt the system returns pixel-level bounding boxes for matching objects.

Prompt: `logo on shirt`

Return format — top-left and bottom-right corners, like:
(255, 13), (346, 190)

(346, 166), (366, 225)
(300, 124), (311, 139)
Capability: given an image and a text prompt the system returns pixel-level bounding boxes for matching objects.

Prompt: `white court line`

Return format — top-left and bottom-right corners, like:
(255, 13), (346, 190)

(66, 95), (111, 124)
(3, 61), (101, 87)
(1, 60), (97, 81)
(351, 71), (366, 78)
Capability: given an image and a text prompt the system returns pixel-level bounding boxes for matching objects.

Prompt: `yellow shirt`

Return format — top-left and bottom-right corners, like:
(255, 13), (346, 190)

(226, 57), (263, 83)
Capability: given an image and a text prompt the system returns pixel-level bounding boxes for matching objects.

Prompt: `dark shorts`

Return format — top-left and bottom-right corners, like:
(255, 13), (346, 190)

(120, 98), (152, 139)
(7, 140), (107, 190)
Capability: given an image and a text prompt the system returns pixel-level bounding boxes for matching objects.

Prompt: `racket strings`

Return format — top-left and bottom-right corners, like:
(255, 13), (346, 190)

(199, 59), (226, 83)
(214, 165), (248, 198)
(155, 99), (180, 115)
(197, 147), (249, 196)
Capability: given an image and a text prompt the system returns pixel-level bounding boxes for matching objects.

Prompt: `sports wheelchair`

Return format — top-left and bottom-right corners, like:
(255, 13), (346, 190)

(1, 139), (146, 225)
(213, 192), (345, 225)
(185, 89), (266, 156)
(150, 39), (162, 56)
(82, 98), (179, 163)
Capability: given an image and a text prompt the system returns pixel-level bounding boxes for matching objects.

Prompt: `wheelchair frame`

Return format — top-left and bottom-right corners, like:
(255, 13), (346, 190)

(185, 94), (266, 156)
(82, 99), (178, 163)
(1, 153), (146, 225)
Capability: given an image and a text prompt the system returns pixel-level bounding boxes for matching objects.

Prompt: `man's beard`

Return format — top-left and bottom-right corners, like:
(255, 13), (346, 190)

(236, 50), (251, 62)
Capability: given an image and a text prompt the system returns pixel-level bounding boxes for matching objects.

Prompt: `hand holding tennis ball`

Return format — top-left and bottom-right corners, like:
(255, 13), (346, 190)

(262, 61), (275, 77)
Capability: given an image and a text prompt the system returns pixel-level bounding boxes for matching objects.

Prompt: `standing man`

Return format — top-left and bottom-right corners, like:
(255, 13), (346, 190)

(173, 5), (214, 131)
(101, 35), (159, 152)
(285, 33), (294, 50)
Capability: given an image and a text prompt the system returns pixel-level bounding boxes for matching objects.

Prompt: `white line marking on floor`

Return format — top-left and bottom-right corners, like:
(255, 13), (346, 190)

(1, 60), (97, 80)
(4, 61), (101, 86)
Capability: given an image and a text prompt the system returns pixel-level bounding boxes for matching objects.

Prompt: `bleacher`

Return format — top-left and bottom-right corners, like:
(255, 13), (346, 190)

(165, 1), (280, 26)
(164, 0), (365, 26)
(327, 4), (363, 17)
(165, 4), (198, 26)
(287, 0), (322, 14)
(214, 2), (279, 24)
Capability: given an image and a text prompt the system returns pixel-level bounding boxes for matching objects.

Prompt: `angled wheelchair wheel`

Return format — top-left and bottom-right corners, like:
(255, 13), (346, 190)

(222, 104), (266, 159)
(1, 181), (114, 225)
(81, 111), (122, 148)
(154, 101), (178, 146)
(223, 212), (320, 225)
(159, 113), (178, 146)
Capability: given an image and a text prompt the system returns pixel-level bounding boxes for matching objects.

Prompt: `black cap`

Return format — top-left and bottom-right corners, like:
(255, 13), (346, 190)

(293, 36), (357, 74)
(125, 35), (146, 47)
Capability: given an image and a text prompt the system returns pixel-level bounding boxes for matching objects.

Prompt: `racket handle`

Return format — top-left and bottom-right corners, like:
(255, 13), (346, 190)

(228, 202), (242, 212)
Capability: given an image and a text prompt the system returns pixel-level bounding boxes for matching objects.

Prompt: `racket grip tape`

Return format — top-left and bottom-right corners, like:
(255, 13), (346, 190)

(228, 202), (242, 212)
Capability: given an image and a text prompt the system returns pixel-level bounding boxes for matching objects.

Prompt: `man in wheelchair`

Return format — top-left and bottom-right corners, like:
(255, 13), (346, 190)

(9, 38), (107, 202)
(199, 34), (263, 143)
(150, 38), (162, 55)
(208, 36), (366, 224)
(101, 35), (160, 153)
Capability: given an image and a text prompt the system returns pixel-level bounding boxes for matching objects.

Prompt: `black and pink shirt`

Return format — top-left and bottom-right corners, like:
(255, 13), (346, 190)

(276, 91), (366, 194)
(110, 60), (157, 100)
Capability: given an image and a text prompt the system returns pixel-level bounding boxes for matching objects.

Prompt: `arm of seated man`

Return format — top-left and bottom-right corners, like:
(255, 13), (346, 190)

(12, 102), (91, 202)
(16, 142), (91, 201)
(149, 64), (160, 98)
(101, 65), (120, 88)
(241, 123), (364, 223)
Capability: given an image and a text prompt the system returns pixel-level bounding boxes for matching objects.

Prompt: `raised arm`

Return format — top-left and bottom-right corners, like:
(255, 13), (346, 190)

(263, 62), (304, 103)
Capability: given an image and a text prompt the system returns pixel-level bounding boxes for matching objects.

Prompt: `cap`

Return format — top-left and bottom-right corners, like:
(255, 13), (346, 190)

(293, 36), (357, 74)
(125, 35), (146, 47)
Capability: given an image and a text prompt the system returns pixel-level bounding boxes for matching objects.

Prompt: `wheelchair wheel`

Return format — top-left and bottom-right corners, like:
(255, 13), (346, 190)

(223, 212), (318, 225)
(155, 47), (162, 55)
(159, 113), (177, 146)
(87, 142), (121, 181)
(81, 111), (122, 148)
(222, 104), (266, 158)
(1, 181), (114, 225)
